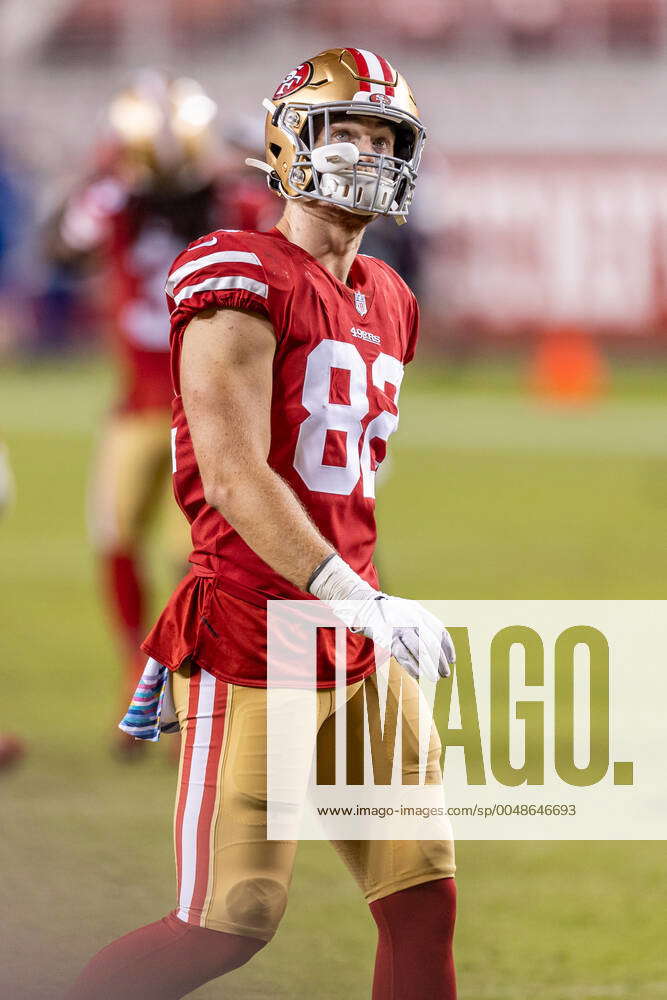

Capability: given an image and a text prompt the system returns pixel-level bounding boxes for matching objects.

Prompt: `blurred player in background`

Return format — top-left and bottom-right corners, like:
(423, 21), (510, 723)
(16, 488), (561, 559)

(68, 47), (456, 999)
(0, 441), (25, 770)
(217, 113), (283, 232)
(0, 143), (29, 769)
(48, 72), (276, 753)
(0, 133), (33, 353)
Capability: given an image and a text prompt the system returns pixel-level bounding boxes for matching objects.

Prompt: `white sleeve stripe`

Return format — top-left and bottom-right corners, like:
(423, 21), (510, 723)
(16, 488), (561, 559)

(173, 275), (269, 306)
(166, 250), (262, 296)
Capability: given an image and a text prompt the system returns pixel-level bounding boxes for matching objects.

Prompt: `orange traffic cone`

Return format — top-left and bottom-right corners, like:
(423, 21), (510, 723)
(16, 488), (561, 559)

(529, 326), (608, 403)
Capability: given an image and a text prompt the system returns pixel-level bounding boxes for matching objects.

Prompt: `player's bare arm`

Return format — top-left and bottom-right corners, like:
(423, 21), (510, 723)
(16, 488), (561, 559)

(180, 306), (334, 590)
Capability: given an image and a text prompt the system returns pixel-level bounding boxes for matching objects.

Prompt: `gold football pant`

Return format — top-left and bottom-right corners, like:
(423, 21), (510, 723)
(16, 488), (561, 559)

(88, 409), (190, 564)
(171, 660), (455, 941)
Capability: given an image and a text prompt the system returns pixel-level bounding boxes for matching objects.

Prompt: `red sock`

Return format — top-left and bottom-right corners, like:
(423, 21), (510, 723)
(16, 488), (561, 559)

(102, 551), (146, 695)
(65, 910), (265, 1000)
(103, 551), (145, 643)
(370, 878), (457, 1000)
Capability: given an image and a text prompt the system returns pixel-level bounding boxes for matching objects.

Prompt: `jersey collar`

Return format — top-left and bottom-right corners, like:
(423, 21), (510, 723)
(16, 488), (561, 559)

(269, 226), (377, 315)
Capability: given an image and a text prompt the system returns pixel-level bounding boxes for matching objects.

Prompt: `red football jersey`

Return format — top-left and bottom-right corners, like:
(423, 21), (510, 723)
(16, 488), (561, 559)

(142, 227), (419, 687)
(60, 176), (225, 412)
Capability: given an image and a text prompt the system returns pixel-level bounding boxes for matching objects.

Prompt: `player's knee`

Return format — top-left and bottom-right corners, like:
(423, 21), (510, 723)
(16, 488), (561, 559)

(163, 910), (267, 979)
(225, 877), (288, 939)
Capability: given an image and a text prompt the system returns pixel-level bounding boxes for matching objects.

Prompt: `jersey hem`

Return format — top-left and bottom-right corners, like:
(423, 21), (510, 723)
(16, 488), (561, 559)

(139, 640), (378, 691)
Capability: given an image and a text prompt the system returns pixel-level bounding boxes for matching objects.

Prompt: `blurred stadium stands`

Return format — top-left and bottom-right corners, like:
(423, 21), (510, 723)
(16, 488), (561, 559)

(2, 0), (667, 354)
(8, 1), (667, 71)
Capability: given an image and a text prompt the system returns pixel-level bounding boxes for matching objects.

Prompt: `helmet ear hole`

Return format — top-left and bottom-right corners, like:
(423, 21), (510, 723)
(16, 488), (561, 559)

(269, 142), (282, 158)
(307, 114), (324, 148)
(395, 124), (415, 162)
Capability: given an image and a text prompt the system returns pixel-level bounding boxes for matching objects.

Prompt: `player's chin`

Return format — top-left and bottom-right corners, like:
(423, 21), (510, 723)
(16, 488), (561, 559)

(308, 197), (377, 224)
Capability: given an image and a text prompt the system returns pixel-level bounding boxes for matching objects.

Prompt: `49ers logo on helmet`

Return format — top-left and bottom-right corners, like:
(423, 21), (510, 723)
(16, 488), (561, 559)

(369, 92), (393, 107)
(273, 62), (313, 100)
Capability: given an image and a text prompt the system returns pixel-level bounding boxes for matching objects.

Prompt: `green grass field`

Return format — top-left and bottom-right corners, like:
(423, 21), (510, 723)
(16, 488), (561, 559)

(1, 358), (665, 999)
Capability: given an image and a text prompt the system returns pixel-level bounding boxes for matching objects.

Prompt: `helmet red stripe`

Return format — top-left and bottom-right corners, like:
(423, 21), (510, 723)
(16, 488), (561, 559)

(376, 54), (396, 96)
(346, 47), (371, 91)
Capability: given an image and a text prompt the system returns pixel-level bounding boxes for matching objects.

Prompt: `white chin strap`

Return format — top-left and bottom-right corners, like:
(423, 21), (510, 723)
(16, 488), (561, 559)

(310, 142), (397, 215)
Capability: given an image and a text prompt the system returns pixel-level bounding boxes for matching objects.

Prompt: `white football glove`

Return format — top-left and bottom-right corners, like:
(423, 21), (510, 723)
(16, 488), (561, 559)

(308, 554), (455, 682)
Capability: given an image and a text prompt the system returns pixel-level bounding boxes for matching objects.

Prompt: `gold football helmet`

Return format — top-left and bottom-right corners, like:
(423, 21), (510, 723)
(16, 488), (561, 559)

(106, 70), (218, 188)
(247, 48), (426, 224)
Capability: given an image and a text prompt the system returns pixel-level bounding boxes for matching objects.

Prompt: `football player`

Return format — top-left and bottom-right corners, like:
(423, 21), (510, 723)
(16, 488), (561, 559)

(67, 49), (457, 998)
(50, 72), (275, 752)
